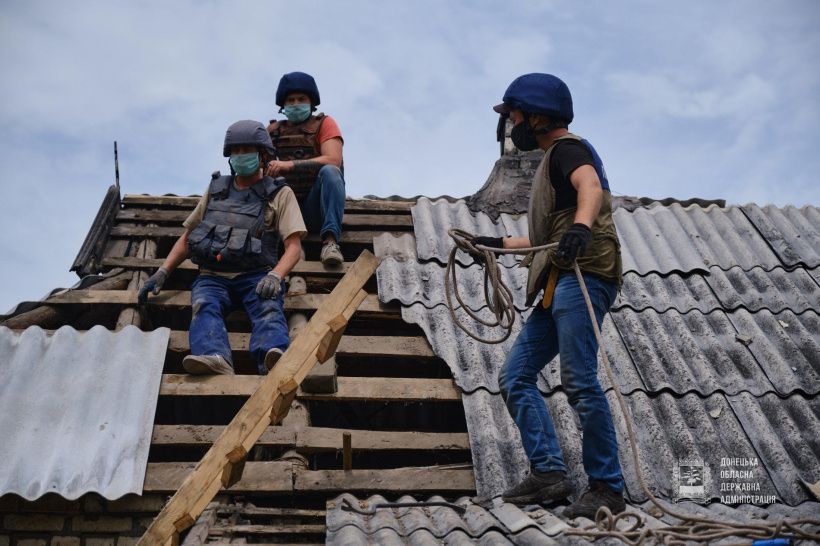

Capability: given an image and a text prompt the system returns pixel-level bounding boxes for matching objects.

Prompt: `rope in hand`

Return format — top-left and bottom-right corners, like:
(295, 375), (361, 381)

(445, 229), (820, 545)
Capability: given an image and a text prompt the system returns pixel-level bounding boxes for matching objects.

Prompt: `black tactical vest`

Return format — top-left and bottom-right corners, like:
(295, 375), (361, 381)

(187, 175), (286, 272)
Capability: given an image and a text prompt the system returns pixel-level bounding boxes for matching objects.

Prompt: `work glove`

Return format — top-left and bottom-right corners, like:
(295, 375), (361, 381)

(255, 271), (283, 299)
(138, 267), (168, 303)
(556, 223), (592, 264)
(467, 235), (504, 263)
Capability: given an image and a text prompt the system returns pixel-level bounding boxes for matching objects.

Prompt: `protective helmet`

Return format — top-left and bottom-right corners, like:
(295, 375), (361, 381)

(493, 73), (574, 123)
(275, 71), (321, 108)
(222, 120), (275, 157)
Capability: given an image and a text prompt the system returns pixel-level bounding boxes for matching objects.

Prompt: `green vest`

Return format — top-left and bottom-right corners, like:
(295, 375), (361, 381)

(525, 133), (622, 306)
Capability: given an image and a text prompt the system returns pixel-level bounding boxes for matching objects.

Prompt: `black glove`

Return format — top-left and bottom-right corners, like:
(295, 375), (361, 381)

(138, 268), (168, 303)
(255, 271), (283, 299)
(471, 236), (504, 250)
(557, 223), (592, 263)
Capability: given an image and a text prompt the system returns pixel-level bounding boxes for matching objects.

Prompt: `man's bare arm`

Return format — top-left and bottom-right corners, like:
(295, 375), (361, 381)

(271, 232), (303, 278)
(569, 164), (603, 228)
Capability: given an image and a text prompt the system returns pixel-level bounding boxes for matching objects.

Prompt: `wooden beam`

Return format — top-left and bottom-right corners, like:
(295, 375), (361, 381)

(122, 194), (414, 213)
(158, 375), (461, 401)
(116, 209), (412, 228)
(101, 257), (353, 276)
(294, 466), (475, 492)
(109, 225), (398, 244)
(142, 462), (474, 493)
(41, 290), (397, 317)
(151, 425), (470, 451)
(167, 332), (435, 358)
(137, 251), (380, 546)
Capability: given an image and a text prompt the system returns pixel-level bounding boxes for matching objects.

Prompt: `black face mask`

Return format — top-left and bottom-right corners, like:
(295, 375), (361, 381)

(510, 116), (540, 151)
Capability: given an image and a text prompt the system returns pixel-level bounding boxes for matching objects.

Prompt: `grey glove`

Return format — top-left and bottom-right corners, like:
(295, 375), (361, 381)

(255, 271), (283, 299)
(138, 267), (168, 303)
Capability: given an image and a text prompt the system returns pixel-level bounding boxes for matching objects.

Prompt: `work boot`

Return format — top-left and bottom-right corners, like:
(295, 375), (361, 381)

(501, 470), (573, 505)
(264, 347), (284, 372)
(182, 354), (234, 375)
(563, 480), (626, 519)
(321, 241), (343, 267)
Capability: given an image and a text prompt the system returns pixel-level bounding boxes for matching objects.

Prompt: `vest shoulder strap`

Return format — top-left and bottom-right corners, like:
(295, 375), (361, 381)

(208, 175), (232, 198)
(249, 176), (287, 201)
(269, 113), (326, 136)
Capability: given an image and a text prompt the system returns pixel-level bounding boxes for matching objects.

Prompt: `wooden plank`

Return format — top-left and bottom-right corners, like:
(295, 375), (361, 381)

(101, 257), (353, 276)
(166, 332), (435, 358)
(123, 194), (414, 213)
(117, 209), (412, 228)
(42, 290), (397, 317)
(137, 251), (380, 545)
(209, 524), (325, 535)
(109, 225), (396, 244)
(294, 466), (475, 492)
(151, 425), (470, 451)
(158, 376), (460, 401)
(143, 462), (294, 493)
(142, 462), (474, 493)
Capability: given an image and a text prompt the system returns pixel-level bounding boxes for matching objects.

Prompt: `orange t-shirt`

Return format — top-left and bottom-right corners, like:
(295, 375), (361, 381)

(317, 115), (343, 145)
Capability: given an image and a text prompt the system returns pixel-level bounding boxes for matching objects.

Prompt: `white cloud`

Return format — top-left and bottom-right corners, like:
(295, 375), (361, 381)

(0, 0), (818, 312)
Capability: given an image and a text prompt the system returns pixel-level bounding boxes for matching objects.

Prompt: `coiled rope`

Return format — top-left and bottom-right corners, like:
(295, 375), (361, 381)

(445, 229), (820, 545)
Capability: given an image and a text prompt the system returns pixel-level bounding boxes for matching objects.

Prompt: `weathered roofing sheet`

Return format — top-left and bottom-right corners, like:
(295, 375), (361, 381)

(741, 204), (820, 268)
(704, 265), (820, 313)
(326, 493), (820, 546)
(0, 325), (170, 500)
(411, 200), (791, 274)
(462, 389), (819, 505)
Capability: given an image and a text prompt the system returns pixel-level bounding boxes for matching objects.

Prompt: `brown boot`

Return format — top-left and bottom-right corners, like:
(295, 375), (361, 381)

(563, 480), (626, 519)
(501, 471), (573, 505)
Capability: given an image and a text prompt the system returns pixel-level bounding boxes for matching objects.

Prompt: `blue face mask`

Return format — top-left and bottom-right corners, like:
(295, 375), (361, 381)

(229, 152), (260, 176)
(283, 103), (312, 124)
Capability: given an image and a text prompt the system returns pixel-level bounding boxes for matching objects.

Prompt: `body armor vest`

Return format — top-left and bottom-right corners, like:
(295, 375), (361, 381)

(268, 113), (327, 201)
(525, 133), (622, 306)
(187, 175), (286, 272)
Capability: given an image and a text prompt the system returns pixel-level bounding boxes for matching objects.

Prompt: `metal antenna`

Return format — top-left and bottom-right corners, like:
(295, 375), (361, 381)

(114, 141), (120, 190)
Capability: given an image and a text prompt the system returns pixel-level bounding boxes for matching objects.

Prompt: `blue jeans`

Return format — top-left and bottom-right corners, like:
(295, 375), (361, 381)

(300, 165), (345, 242)
(499, 272), (625, 492)
(190, 270), (289, 374)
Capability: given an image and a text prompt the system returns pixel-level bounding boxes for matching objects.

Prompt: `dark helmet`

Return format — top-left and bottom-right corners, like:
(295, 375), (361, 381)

(493, 73), (574, 123)
(222, 120), (275, 157)
(275, 71), (321, 108)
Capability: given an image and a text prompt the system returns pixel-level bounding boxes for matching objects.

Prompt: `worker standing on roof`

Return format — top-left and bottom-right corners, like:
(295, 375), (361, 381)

(470, 74), (625, 518)
(139, 120), (306, 376)
(265, 72), (346, 268)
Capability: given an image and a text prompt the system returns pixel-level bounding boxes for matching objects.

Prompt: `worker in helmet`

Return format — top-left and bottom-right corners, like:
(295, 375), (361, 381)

(265, 71), (345, 268)
(470, 74), (625, 518)
(139, 120), (306, 376)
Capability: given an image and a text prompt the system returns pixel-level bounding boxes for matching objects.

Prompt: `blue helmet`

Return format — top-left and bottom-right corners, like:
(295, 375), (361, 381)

(223, 120), (275, 157)
(493, 73), (574, 123)
(275, 71), (321, 108)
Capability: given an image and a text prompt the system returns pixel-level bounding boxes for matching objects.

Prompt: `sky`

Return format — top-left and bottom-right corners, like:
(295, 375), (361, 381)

(0, 0), (818, 313)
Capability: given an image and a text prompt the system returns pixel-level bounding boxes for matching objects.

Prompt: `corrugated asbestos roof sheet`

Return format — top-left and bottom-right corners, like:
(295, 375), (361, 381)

(379, 197), (820, 515)
(0, 325), (170, 500)
(410, 200), (801, 274)
(741, 204), (820, 268)
(326, 494), (820, 545)
(462, 390), (819, 504)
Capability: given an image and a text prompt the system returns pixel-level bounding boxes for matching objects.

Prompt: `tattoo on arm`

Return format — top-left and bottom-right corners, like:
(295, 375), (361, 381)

(291, 159), (321, 173)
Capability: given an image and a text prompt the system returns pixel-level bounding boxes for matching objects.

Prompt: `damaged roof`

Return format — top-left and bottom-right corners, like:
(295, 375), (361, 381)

(375, 194), (820, 514)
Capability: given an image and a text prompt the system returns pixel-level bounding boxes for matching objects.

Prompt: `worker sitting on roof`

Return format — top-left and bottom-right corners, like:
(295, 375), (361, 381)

(265, 71), (346, 268)
(139, 120), (306, 376)
(470, 74), (625, 518)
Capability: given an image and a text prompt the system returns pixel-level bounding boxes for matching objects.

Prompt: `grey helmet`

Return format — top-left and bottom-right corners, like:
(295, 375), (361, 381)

(223, 120), (276, 157)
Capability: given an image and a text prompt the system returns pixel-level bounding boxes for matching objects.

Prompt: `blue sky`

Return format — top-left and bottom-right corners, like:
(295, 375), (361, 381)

(0, 0), (818, 313)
